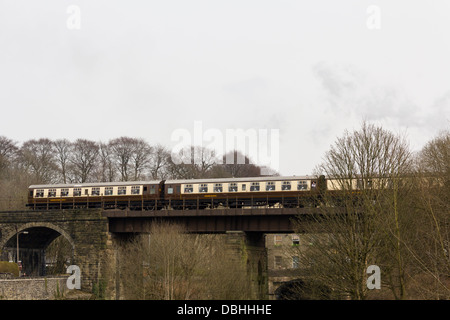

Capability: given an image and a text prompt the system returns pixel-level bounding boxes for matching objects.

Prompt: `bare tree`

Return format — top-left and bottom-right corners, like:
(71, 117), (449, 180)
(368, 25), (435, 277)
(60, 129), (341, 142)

(292, 121), (414, 299)
(95, 142), (116, 182)
(0, 136), (18, 178)
(166, 146), (218, 179)
(54, 139), (72, 184)
(18, 138), (58, 183)
(410, 130), (450, 299)
(129, 138), (152, 181)
(111, 223), (254, 300)
(149, 144), (170, 180)
(70, 139), (99, 183)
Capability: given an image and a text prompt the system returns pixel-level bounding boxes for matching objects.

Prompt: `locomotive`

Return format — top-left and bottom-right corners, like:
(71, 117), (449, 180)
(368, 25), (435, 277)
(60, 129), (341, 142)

(27, 175), (329, 210)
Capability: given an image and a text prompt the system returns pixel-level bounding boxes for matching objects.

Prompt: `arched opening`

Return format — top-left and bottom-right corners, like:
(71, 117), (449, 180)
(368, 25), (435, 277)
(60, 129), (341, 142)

(1, 225), (75, 276)
(274, 278), (333, 300)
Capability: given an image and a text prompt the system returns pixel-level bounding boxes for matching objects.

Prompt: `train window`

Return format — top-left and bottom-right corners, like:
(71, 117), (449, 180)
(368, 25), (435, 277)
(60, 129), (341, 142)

(131, 186), (141, 195)
(228, 183), (238, 192)
(118, 187), (127, 195)
(150, 185), (156, 194)
(35, 189), (45, 198)
(298, 181), (308, 190)
(242, 184), (246, 191)
(74, 188), (82, 196)
(250, 182), (260, 191)
(167, 187), (173, 194)
(214, 183), (223, 192)
(282, 181), (291, 191)
(61, 188), (69, 197)
(48, 189), (57, 197)
(266, 182), (275, 191)
(91, 187), (100, 196)
(357, 179), (363, 189)
(184, 184), (193, 193)
(105, 187), (113, 196)
(199, 184), (208, 193)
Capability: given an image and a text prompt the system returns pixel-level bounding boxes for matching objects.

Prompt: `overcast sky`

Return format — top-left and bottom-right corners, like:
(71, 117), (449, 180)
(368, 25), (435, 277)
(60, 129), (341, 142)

(1, 1), (449, 176)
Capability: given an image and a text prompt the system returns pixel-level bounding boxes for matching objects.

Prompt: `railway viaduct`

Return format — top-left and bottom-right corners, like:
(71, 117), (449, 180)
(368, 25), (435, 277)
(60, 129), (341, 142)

(0, 207), (316, 298)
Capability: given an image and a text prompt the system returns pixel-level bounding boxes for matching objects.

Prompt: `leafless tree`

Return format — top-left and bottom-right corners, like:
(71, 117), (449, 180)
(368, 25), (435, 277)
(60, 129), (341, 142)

(95, 142), (116, 182)
(110, 223), (253, 300)
(18, 138), (58, 184)
(70, 139), (99, 183)
(109, 137), (135, 182)
(410, 130), (450, 299)
(148, 144), (171, 180)
(0, 136), (18, 178)
(129, 138), (152, 181)
(54, 139), (72, 184)
(292, 121), (414, 299)
(166, 146), (218, 179)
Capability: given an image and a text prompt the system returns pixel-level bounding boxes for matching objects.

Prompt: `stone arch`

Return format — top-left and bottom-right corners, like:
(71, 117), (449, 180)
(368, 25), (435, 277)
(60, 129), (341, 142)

(0, 222), (75, 251)
(0, 222), (76, 275)
(274, 278), (333, 300)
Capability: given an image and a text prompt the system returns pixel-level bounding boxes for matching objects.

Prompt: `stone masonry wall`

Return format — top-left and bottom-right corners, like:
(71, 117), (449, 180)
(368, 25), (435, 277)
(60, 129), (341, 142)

(0, 277), (69, 300)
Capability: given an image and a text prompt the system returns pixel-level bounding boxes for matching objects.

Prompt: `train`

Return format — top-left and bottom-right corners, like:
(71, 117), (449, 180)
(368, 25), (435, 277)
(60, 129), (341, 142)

(27, 175), (334, 210)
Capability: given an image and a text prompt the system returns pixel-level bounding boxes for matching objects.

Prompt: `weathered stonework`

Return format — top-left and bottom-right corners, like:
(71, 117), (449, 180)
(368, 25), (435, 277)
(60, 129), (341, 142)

(0, 277), (68, 300)
(0, 210), (110, 291)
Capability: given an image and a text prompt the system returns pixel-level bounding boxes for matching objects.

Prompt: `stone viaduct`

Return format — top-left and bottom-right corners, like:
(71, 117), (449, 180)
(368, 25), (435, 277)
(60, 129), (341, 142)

(0, 207), (313, 298)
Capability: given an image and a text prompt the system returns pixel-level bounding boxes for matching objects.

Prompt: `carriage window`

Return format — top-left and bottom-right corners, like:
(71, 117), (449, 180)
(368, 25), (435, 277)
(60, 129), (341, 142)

(118, 187), (127, 195)
(250, 182), (260, 191)
(91, 187), (100, 196)
(132, 186), (141, 195)
(266, 182), (275, 191)
(199, 184), (208, 193)
(298, 181), (308, 190)
(150, 185), (156, 194)
(184, 184), (193, 193)
(61, 188), (69, 197)
(73, 188), (82, 196)
(167, 187), (173, 194)
(214, 183), (223, 192)
(35, 189), (45, 198)
(282, 181), (291, 191)
(228, 183), (238, 192)
(105, 187), (113, 196)
(242, 184), (246, 191)
(48, 189), (57, 197)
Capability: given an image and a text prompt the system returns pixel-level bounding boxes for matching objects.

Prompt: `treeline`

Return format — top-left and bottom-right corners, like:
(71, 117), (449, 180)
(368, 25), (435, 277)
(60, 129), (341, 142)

(0, 136), (266, 184)
(0, 136), (268, 209)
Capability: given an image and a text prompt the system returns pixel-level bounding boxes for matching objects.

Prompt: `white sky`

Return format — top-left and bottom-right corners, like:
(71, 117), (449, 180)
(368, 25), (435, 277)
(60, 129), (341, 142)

(1, 1), (449, 175)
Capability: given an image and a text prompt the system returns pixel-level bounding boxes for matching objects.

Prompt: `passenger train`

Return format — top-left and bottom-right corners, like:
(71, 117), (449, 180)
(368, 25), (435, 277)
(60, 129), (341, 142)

(27, 176), (333, 210)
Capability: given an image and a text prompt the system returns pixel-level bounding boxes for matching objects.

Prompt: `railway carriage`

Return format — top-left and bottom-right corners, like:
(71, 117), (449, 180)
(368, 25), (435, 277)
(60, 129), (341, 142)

(27, 180), (163, 210)
(27, 176), (327, 210)
(163, 176), (323, 210)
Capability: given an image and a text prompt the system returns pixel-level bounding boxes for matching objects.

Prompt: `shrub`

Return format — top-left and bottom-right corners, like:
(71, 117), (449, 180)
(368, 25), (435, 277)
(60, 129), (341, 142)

(0, 261), (20, 277)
